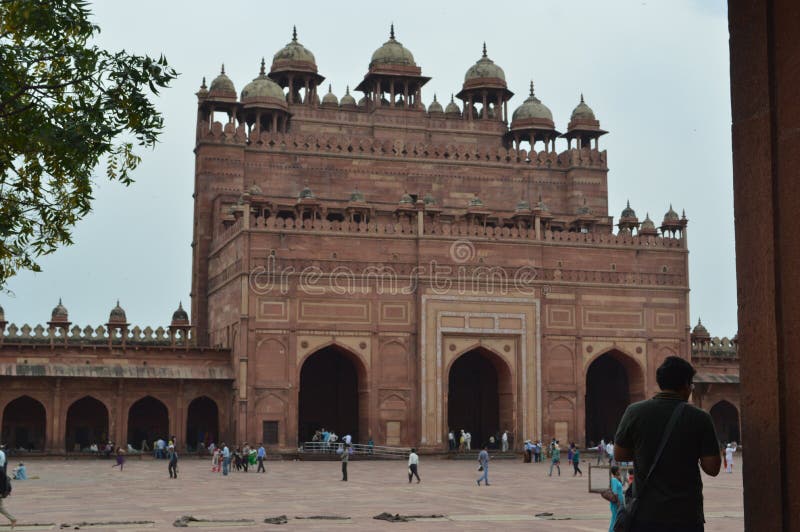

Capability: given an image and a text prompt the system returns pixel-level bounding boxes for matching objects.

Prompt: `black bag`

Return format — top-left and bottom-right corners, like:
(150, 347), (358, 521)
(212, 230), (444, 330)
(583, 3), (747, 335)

(613, 402), (685, 532)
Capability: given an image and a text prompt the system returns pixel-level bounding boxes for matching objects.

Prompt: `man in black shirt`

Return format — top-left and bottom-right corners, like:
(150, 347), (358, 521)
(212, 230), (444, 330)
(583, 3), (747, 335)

(614, 356), (721, 532)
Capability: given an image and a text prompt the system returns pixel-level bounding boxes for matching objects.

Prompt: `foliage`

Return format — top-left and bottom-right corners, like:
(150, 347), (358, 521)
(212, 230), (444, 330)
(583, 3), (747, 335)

(0, 0), (178, 287)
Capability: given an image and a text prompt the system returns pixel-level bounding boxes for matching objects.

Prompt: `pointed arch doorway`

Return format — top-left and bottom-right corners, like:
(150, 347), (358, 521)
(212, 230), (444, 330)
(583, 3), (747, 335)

(584, 350), (645, 446)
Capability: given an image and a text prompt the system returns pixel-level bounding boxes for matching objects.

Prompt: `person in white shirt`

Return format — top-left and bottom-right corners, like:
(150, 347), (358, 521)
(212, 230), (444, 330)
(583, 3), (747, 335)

(596, 439), (606, 464)
(465, 432), (472, 451)
(343, 434), (352, 445)
(448, 430), (455, 451)
(501, 431), (509, 452)
(725, 443), (736, 473)
(605, 441), (615, 465)
(407, 448), (420, 483)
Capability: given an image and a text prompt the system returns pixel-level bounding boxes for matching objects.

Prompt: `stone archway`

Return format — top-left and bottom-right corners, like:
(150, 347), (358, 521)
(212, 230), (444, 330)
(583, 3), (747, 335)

(584, 350), (645, 446)
(2, 396), (46, 451)
(127, 396), (169, 448)
(186, 396), (219, 450)
(298, 344), (366, 444)
(710, 400), (740, 444)
(447, 347), (513, 449)
(65, 396), (109, 452)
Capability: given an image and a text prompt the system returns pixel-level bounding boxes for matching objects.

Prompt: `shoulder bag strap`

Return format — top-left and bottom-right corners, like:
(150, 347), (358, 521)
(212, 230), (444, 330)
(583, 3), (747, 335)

(637, 402), (686, 497)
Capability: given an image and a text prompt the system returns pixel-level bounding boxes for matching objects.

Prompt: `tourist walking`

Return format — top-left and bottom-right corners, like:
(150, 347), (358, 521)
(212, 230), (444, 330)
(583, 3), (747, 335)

(596, 438), (606, 464)
(476, 445), (490, 486)
(548, 441), (561, 476)
(608, 465), (626, 532)
(502, 430), (509, 452)
(341, 443), (350, 481)
(211, 447), (221, 472)
(448, 430), (455, 451)
(112, 448), (125, 471)
(523, 440), (532, 463)
(0, 444), (16, 530)
(221, 443), (231, 476)
(465, 431), (472, 451)
(459, 430), (466, 453)
(725, 443), (736, 473)
(168, 444), (179, 479)
(534, 441), (542, 463)
(407, 448), (420, 483)
(572, 447), (582, 476)
(257, 443), (266, 473)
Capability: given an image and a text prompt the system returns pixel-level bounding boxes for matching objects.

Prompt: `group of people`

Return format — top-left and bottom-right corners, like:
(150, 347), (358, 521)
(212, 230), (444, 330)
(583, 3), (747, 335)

(447, 429), (511, 452)
(210, 442), (267, 475)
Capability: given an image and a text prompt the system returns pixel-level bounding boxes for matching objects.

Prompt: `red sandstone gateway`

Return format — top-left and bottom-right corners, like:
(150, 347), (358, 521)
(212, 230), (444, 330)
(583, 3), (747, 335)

(0, 26), (737, 455)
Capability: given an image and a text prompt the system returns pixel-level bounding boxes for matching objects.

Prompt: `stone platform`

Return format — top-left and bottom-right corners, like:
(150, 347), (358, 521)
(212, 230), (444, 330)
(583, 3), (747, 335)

(0, 457), (743, 531)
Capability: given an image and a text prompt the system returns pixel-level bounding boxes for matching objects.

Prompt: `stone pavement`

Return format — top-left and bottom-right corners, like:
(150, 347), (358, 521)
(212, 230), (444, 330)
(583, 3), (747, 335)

(0, 456), (743, 531)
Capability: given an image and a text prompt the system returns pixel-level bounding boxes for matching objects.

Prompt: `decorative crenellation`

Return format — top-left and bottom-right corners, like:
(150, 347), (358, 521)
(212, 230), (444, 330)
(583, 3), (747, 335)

(0, 323), (192, 345)
(691, 336), (738, 359)
(196, 123), (607, 169)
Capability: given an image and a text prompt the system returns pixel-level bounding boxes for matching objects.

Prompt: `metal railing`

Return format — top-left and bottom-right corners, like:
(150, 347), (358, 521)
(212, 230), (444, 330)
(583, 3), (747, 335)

(301, 441), (408, 459)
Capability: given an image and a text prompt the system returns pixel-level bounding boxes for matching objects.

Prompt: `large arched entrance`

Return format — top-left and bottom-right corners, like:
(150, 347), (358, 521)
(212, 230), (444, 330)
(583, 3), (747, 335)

(298, 345), (364, 444)
(710, 400), (740, 444)
(2, 396), (46, 451)
(447, 347), (513, 449)
(585, 350), (645, 446)
(127, 396), (169, 448)
(65, 396), (109, 452)
(186, 396), (219, 450)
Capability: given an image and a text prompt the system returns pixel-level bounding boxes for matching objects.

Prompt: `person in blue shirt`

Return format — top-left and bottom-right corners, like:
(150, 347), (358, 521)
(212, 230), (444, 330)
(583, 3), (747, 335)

(221, 443), (231, 476)
(257, 443), (266, 473)
(609, 465), (626, 532)
(476, 445), (490, 486)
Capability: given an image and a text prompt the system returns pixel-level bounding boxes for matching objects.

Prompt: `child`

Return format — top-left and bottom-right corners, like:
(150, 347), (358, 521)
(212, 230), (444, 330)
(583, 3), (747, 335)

(572, 448), (582, 476)
(12, 463), (27, 480)
(112, 448), (125, 471)
(211, 447), (221, 473)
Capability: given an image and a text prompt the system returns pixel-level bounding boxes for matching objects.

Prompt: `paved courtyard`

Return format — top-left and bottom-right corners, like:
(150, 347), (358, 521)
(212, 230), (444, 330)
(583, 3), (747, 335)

(0, 456), (743, 531)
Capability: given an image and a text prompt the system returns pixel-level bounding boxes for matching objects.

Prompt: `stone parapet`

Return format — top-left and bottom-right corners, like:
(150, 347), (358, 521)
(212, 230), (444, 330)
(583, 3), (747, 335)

(0, 323), (194, 346)
(691, 336), (738, 360)
(197, 122), (607, 170)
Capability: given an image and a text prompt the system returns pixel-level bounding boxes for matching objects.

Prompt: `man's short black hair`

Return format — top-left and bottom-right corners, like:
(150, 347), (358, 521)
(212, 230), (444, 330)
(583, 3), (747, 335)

(656, 356), (696, 390)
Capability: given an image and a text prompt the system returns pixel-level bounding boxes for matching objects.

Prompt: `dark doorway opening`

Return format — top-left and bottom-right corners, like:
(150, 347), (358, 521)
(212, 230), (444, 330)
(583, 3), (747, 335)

(127, 396), (169, 448)
(186, 396), (219, 451)
(2, 396), (46, 451)
(447, 347), (512, 449)
(298, 345), (362, 443)
(65, 396), (109, 452)
(710, 400), (740, 444)
(585, 351), (644, 446)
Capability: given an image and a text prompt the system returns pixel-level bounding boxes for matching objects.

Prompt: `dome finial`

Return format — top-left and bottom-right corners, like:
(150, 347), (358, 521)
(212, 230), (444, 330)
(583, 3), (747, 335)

(292, 25), (297, 41)
(201, 76), (207, 89)
(450, 93), (454, 102)
(220, 63), (225, 75)
(346, 85), (350, 94)
(626, 199), (631, 208)
(580, 92), (585, 103)
(529, 80), (535, 97)
(433, 93), (438, 102)
(390, 23), (395, 40)
(328, 83), (332, 93)
(259, 57), (266, 76)
(482, 42), (487, 58)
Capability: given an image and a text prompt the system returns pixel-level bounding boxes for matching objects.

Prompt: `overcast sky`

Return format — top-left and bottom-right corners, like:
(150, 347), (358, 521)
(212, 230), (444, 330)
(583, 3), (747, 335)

(1, 0), (736, 338)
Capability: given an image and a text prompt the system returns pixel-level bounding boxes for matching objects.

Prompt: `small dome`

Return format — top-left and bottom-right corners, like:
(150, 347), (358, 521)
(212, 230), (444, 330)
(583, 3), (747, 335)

(271, 26), (317, 72)
(663, 204), (680, 223)
(399, 192), (414, 204)
(428, 94), (444, 114)
(640, 213), (657, 232)
(423, 193), (436, 206)
(468, 195), (484, 208)
(692, 318), (710, 339)
(172, 302), (189, 323)
(108, 300), (127, 323)
(299, 185), (315, 200)
(535, 196), (550, 212)
(51, 298), (68, 320)
(248, 183), (263, 195)
(357, 96), (368, 107)
(515, 199), (531, 212)
(621, 200), (637, 219)
(350, 189), (365, 202)
(512, 82), (553, 122)
(571, 94), (596, 121)
(464, 43), (506, 82)
(209, 64), (235, 95)
(321, 84), (339, 106)
(445, 94), (461, 116)
(370, 25), (416, 68)
(241, 59), (286, 102)
(340, 86), (356, 107)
